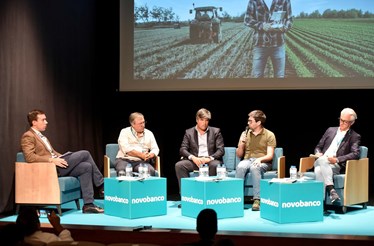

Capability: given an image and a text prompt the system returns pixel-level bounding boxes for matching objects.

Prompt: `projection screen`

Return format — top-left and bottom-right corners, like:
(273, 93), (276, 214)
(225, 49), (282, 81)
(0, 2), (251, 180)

(120, 0), (374, 91)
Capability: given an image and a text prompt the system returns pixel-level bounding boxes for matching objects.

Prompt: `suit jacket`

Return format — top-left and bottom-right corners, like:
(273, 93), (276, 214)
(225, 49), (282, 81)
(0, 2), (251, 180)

(179, 126), (225, 160)
(315, 126), (361, 169)
(21, 128), (61, 163)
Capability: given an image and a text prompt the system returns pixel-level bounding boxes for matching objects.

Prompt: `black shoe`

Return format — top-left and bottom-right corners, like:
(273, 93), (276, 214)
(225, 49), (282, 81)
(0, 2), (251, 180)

(97, 184), (104, 199)
(83, 204), (104, 213)
(99, 187), (104, 199)
(178, 204), (182, 208)
(329, 189), (341, 205)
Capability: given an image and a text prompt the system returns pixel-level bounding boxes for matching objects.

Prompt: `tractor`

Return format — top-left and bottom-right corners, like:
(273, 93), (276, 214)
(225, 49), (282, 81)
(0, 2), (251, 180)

(189, 6), (222, 43)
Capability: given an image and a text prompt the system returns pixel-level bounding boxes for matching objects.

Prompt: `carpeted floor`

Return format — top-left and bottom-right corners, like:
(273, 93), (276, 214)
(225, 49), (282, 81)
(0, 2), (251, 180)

(1, 199), (374, 237)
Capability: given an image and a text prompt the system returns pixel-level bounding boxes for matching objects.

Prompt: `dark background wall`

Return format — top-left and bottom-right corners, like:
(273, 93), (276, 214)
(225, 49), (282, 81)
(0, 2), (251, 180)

(0, 0), (372, 214)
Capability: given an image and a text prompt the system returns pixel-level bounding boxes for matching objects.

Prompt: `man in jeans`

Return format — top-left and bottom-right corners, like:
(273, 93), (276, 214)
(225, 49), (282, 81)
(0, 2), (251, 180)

(235, 110), (276, 211)
(244, 0), (293, 78)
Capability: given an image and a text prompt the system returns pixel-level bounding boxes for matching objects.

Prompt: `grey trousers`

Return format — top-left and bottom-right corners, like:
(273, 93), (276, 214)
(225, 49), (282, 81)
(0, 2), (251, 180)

(58, 150), (103, 205)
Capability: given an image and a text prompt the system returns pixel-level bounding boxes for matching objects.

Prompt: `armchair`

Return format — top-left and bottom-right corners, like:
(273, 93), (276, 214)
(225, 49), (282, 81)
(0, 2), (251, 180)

(104, 143), (161, 177)
(15, 152), (81, 216)
(299, 146), (369, 213)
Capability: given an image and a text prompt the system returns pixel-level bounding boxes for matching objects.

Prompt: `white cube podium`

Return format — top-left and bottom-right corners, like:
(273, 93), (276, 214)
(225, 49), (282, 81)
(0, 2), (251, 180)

(104, 177), (167, 219)
(181, 177), (244, 219)
(260, 179), (324, 223)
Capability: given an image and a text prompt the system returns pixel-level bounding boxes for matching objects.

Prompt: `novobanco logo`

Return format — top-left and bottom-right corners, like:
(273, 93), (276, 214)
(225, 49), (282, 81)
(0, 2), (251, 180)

(281, 200), (321, 208)
(261, 197), (279, 207)
(207, 196), (242, 205)
(261, 197), (321, 208)
(131, 195), (165, 204)
(105, 195), (129, 204)
(181, 196), (242, 205)
(105, 195), (165, 204)
(181, 196), (203, 205)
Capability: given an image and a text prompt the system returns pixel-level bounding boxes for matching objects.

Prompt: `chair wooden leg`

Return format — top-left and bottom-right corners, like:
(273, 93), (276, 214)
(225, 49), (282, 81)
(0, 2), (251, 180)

(56, 205), (62, 216)
(75, 199), (81, 210)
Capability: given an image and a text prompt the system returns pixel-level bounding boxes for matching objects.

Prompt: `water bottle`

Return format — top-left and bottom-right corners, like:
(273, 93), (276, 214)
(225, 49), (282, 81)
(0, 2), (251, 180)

(138, 163), (144, 178)
(143, 163), (149, 178)
(217, 164), (226, 179)
(290, 165), (297, 179)
(199, 164), (204, 177)
(125, 164), (133, 177)
(202, 164), (209, 178)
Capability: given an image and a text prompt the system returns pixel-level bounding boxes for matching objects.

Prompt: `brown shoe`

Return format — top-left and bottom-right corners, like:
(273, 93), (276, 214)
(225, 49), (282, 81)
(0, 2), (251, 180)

(252, 199), (260, 211)
(83, 204), (104, 213)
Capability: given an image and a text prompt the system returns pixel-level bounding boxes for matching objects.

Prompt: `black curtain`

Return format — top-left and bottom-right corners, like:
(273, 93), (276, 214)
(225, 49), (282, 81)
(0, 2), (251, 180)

(0, 0), (102, 213)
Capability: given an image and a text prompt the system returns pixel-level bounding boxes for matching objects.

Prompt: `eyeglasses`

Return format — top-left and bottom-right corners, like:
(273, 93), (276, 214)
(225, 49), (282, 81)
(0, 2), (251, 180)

(338, 118), (353, 124)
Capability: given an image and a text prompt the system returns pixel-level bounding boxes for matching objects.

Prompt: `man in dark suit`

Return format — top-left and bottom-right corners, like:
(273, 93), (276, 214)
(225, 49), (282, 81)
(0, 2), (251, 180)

(175, 108), (225, 195)
(21, 109), (104, 213)
(312, 108), (361, 204)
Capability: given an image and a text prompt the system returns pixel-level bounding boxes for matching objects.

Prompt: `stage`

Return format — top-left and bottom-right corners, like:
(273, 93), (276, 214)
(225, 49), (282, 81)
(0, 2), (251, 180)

(1, 199), (374, 245)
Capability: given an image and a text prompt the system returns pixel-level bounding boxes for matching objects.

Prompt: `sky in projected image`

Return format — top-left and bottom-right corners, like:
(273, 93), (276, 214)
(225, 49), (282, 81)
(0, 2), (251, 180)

(124, 0), (374, 91)
(135, 0), (374, 20)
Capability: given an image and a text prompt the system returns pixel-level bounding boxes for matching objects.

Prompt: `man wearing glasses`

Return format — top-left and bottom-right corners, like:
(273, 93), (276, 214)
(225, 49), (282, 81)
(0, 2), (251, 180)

(115, 112), (159, 176)
(312, 108), (361, 204)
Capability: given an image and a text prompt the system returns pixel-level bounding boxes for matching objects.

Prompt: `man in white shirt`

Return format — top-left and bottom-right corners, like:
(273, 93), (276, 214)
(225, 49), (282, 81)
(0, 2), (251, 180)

(115, 112), (159, 176)
(312, 108), (361, 204)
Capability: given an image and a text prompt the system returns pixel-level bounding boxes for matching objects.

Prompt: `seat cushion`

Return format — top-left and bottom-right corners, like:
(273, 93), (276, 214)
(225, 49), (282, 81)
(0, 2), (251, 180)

(222, 147), (238, 171)
(333, 174), (345, 189)
(58, 177), (81, 191)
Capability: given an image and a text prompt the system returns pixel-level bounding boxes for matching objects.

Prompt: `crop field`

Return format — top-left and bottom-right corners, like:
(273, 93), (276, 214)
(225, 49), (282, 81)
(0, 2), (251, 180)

(134, 19), (374, 79)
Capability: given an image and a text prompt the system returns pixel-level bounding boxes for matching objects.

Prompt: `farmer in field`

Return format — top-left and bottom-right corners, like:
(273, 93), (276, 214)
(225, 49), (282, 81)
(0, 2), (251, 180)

(199, 11), (213, 42)
(245, 0), (293, 78)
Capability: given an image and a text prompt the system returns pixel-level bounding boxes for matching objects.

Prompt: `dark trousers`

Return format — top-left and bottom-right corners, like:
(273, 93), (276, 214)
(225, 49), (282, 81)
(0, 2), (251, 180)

(58, 150), (103, 205)
(175, 159), (221, 193)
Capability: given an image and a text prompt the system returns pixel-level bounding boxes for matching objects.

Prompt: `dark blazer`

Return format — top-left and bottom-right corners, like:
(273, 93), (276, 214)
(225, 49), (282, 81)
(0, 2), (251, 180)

(315, 126), (361, 169)
(179, 126), (225, 160)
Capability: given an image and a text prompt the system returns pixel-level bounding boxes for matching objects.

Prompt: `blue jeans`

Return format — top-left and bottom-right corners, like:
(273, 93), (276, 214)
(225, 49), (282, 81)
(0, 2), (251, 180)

(251, 44), (285, 78)
(235, 158), (270, 200)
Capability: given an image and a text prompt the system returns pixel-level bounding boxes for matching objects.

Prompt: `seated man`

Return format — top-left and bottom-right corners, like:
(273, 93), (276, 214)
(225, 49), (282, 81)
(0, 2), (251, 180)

(175, 108), (225, 203)
(114, 112), (160, 177)
(202, 11), (211, 20)
(21, 109), (104, 213)
(311, 108), (361, 204)
(235, 110), (276, 211)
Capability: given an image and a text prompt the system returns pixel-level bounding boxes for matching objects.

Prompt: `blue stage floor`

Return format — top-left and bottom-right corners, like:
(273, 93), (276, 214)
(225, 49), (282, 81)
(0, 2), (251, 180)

(2, 199), (374, 237)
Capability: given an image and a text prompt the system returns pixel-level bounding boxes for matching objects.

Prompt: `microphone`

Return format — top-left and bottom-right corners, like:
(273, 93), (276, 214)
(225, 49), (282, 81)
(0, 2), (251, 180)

(245, 126), (249, 134)
(240, 126), (249, 144)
